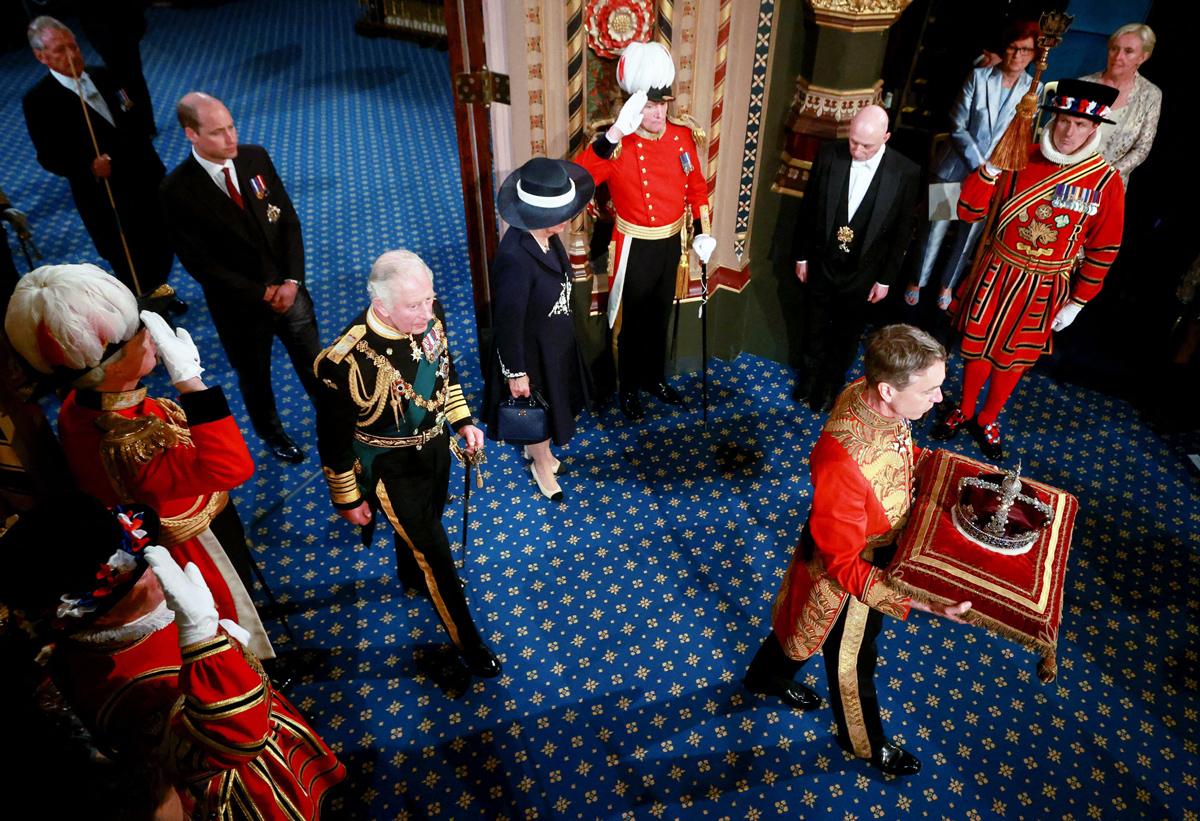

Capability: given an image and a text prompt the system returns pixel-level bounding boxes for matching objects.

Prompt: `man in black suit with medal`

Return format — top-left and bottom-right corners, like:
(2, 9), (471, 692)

(161, 92), (321, 463)
(22, 16), (180, 311)
(793, 105), (920, 412)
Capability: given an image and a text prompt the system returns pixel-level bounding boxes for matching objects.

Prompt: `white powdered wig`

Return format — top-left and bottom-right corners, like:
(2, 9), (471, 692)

(4, 263), (139, 378)
(617, 41), (675, 95)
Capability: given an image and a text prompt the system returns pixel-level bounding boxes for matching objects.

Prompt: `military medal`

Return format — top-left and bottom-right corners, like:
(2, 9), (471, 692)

(116, 88), (134, 111)
(679, 152), (693, 174)
(1051, 183), (1099, 215)
(836, 225), (854, 253)
(1035, 204), (1053, 220)
(266, 204), (281, 224)
(249, 175), (269, 200)
(421, 326), (443, 362)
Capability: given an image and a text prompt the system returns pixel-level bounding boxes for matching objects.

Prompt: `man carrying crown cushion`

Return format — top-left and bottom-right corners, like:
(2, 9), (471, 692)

(745, 325), (972, 776)
(932, 78), (1126, 462)
(576, 41), (714, 421)
(4, 263), (273, 659)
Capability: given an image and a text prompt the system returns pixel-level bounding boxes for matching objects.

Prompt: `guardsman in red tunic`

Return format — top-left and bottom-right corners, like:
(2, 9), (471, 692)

(3, 263), (274, 658)
(0, 496), (345, 819)
(932, 79), (1125, 461)
(576, 41), (714, 421)
(745, 325), (972, 776)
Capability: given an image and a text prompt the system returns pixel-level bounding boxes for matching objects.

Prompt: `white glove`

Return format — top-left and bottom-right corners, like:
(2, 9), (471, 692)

(692, 234), (717, 265)
(612, 91), (648, 139)
(140, 310), (203, 384)
(218, 618), (252, 646)
(145, 545), (219, 646)
(1051, 302), (1082, 332)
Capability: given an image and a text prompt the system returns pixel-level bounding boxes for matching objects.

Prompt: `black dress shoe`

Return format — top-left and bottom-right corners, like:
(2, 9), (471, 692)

(870, 742), (921, 776)
(266, 434), (305, 464)
(930, 405), (968, 441)
(648, 382), (684, 405)
(743, 674), (820, 710)
(167, 297), (189, 315)
(970, 419), (1004, 462)
(619, 391), (644, 421)
(462, 645), (502, 679)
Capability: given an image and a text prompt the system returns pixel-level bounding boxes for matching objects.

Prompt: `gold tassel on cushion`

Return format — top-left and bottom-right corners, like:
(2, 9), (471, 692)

(987, 11), (1073, 173)
(96, 398), (194, 500)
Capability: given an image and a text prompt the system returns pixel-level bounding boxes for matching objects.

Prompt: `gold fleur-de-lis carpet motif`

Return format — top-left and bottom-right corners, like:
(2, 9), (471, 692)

(2, 1), (1196, 818)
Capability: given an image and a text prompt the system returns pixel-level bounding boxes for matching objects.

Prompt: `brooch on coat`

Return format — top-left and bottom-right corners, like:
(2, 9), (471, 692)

(266, 204), (281, 224)
(836, 225), (854, 253)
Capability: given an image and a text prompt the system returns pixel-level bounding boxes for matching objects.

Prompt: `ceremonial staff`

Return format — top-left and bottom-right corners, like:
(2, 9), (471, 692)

(67, 53), (142, 296)
(966, 11), (1073, 277)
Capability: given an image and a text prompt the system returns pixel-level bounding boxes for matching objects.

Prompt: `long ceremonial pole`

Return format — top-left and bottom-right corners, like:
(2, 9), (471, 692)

(67, 53), (142, 296)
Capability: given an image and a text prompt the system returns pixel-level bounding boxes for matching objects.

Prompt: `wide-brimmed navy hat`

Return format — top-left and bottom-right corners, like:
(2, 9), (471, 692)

(497, 157), (595, 231)
(1042, 78), (1117, 124)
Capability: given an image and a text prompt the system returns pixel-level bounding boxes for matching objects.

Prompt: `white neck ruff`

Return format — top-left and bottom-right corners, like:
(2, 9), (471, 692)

(1040, 124), (1102, 166)
(69, 601), (175, 648)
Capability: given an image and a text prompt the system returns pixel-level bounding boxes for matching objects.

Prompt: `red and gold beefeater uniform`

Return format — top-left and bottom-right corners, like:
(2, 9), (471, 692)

(577, 119), (710, 390)
(55, 625), (345, 819)
(56, 386), (274, 658)
(769, 380), (917, 758)
(953, 144), (1125, 370)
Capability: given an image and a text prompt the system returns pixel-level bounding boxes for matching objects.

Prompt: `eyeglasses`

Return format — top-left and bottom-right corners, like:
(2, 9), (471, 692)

(1006, 45), (1035, 54)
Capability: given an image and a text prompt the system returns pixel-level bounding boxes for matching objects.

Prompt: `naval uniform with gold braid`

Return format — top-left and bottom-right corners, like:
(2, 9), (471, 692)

(576, 117), (710, 392)
(749, 380), (918, 759)
(314, 302), (490, 661)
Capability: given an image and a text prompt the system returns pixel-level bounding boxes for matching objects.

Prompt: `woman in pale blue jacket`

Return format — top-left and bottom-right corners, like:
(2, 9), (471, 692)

(905, 20), (1042, 309)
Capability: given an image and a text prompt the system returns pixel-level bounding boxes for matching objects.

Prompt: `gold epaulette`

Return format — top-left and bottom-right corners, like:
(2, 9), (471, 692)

(96, 398), (193, 502)
(668, 114), (706, 147)
(319, 324), (367, 367)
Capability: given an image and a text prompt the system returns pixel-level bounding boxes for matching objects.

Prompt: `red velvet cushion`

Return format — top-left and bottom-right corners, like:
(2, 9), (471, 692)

(888, 450), (1078, 682)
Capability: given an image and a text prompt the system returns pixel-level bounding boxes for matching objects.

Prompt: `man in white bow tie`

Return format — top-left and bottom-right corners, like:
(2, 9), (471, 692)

(21, 16), (182, 313)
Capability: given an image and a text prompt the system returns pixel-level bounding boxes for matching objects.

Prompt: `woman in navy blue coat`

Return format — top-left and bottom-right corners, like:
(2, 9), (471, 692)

(484, 158), (594, 501)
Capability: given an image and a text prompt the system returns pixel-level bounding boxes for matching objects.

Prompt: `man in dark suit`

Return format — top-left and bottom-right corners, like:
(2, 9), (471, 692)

(21, 16), (179, 310)
(160, 92), (321, 463)
(793, 105), (920, 412)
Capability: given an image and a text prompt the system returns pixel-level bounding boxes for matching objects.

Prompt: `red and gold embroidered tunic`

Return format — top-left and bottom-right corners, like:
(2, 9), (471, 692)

(55, 627), (345, 819)
(56, 386), (269, 656)
(772, 381), (915, 661)
(952, 144), (1125, 370)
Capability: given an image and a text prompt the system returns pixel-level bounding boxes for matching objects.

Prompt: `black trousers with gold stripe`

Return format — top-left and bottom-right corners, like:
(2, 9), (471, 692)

(370, 431), (486, 656)
(751, 598), (887, 759)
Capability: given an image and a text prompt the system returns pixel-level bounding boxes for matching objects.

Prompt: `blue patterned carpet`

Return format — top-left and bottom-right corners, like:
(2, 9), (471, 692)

(2, 2), (1197, 819)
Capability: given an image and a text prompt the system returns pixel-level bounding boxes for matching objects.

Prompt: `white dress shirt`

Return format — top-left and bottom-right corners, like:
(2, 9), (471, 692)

(847, 145), (885, 221)
(191, 147), (242, 198)
(49, 68), (113, 126)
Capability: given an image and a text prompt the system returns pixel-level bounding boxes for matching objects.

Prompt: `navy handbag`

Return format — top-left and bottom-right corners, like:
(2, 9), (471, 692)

(495, 390), (549, 444)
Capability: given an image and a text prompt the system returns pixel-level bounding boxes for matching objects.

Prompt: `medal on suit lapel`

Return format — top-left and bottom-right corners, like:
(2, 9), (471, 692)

(249, 175), (269, 200)
(116, 88), (134, 111)
(266, 204), (282, 224)
(836, 225), (854, 253)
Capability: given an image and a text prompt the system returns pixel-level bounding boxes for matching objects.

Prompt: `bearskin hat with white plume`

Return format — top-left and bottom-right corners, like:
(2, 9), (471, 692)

(4, 263), (140, 387)
(617, 41), (676, 102)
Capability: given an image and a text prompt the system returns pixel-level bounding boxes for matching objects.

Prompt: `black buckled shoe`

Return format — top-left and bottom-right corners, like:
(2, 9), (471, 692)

(870, 742), (922, 776)
(648, 382), (684, 406)
(930, 406), (968, 441)
(619, 391), (644, 421)
(266, 433), (305, 464)
(462, 644), (502, 679)
(743, 674), (820, 710)
(970, 419), (1004, 462)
